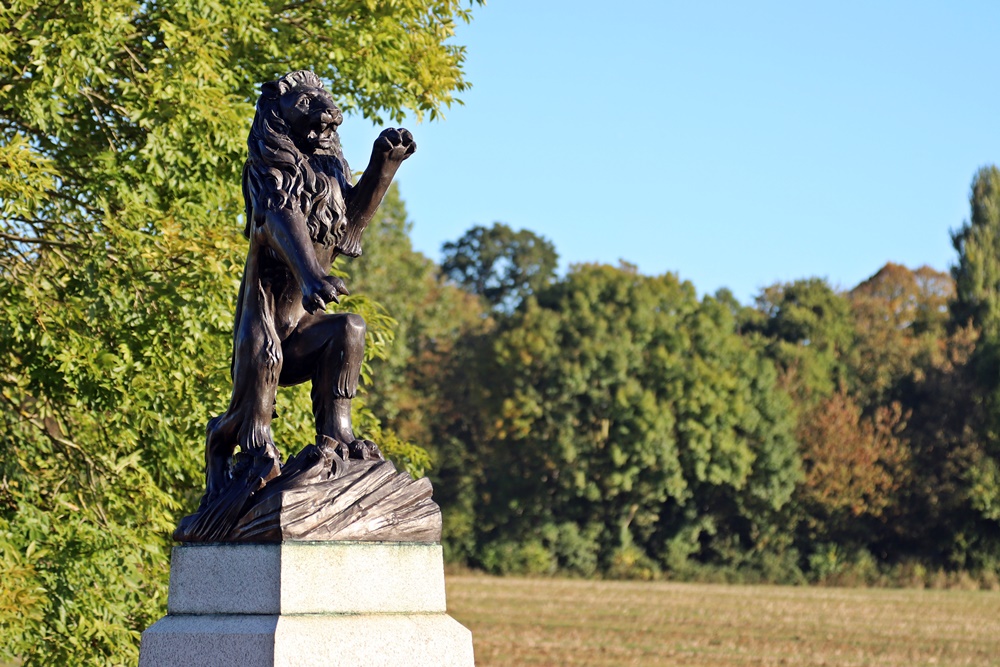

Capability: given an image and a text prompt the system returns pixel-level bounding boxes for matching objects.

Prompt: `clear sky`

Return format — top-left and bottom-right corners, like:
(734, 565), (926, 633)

(338, 0), (1000, 304)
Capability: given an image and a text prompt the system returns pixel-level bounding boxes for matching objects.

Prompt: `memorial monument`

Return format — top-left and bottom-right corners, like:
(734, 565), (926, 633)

(139, 70), (474, 666)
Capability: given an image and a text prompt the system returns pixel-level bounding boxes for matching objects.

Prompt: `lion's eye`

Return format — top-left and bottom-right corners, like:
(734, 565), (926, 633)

(295, 96), (310, 110)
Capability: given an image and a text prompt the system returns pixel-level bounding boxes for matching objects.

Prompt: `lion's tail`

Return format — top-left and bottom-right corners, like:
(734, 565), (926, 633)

(241, 161), (253, 240)
(230, 266), (247, 381)
(231, 161), (254, 379)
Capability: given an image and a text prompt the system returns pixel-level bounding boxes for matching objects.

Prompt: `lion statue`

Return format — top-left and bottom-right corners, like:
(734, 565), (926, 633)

(203, 70), (415, 501)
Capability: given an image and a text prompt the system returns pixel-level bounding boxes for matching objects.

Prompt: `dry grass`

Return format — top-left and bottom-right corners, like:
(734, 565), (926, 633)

(445, 575), (1000, 667)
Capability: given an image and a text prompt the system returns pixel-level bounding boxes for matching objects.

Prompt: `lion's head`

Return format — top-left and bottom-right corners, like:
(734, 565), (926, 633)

(243, 70), (351, 249)
(266, 70), (344, 154)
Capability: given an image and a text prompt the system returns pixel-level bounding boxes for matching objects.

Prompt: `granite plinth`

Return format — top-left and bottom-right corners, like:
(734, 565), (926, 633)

(139, 614), (474, 667)
(139, 542), (474, 666)
(167, 542), (446, 614)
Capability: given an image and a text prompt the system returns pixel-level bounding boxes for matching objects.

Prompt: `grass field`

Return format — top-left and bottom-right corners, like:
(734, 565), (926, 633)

(445, 575), (1000, 667)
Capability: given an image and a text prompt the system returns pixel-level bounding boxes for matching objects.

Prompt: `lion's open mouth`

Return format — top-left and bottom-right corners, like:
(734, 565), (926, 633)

(306, 123), (336, 149)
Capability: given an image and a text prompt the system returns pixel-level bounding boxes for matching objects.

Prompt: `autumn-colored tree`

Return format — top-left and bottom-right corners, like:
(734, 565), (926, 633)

(849, 263), (954, 405)
(796, 391), (909, 532)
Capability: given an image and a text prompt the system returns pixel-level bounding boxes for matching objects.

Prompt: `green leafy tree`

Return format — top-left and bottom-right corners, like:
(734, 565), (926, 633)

(952, 166), (1000, 343)
(344, 186), (491, 562)
(441, 222), (559, 311)
(949, 165), (1000, 531)
(906, 164), (1000, 568)
(750, 278), (856, 401)
(456, 263), (800, 574)
(0, 1), (480, 663)
(951, 165), (1000, 443)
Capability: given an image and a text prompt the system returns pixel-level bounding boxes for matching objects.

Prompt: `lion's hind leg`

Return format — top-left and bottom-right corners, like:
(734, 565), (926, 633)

(280, 312), (383, 461)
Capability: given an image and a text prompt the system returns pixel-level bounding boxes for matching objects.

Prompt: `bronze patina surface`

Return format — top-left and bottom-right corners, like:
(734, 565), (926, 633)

(175, 71), (436, 543)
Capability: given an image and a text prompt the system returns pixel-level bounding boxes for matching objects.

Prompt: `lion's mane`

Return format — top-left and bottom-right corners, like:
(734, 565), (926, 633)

(242, 70), (351, 248)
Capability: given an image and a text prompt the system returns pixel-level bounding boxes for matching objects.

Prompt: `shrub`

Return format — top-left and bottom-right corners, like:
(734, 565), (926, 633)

(478, 539), (557, 576)
(606, 545), (660, 581)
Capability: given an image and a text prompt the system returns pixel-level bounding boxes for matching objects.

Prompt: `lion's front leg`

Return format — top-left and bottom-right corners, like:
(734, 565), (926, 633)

(256, 208), (349, 316)
(338, 128), (416, 257)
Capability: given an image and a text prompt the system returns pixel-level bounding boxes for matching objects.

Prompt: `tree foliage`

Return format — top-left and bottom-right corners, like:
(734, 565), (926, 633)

(344, 184), (488, 450)
(749, 278), (856, 400)
(952, 166), (1000, 341)
(441, 222), (559, 311)
(0, 1), (481, 663)
(796, 391), (908, 528)
(849, 263), (953, 405)
(438, 263), (800, 574)
(951, 166), (1000, 439)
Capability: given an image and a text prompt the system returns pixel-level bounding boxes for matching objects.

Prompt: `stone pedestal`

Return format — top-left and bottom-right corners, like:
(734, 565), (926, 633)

(139, 542), (474, 666)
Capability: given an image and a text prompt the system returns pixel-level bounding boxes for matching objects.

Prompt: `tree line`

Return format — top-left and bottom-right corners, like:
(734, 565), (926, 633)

(353, 169), (1000, 585)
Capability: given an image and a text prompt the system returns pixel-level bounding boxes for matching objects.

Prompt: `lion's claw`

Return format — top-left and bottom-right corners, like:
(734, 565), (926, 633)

(301, 275), (350, 313)
(347, 439), (384, 461)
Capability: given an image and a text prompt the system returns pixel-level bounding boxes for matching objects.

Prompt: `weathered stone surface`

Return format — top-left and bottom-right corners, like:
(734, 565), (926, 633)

(139, 615), (278, 667)
(272, 614), (474, 667)
(140, 613), (474, 667)
(139, 542), (475, 666)
(167, 542), (447, 615)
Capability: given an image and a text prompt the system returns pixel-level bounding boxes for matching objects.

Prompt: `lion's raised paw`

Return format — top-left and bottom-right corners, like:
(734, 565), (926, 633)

(373, 127), (416, 162)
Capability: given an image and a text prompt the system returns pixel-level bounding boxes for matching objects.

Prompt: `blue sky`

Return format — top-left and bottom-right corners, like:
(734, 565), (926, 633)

(339, 1), (1000, 303)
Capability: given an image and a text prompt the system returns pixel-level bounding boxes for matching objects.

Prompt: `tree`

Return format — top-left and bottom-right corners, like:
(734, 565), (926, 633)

(454, 263), (800, 575)
(796, 391), (909, 539)
(440, 222), (559, 311)
(952, 166), (1000, 341)
(907, 164), (1000, 568)
(951, 166), (1000, 450)
(849, 263), (954, 405)
(0, 1), (481, 663)
(750, 278), (856, 400)
(948, 165), (1000, 536)
(886, 323), (1000, 569)
(345, 184), (489, 449)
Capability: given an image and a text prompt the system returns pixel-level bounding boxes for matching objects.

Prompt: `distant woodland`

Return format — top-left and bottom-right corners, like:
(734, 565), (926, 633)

(352, 170), (1000, 587)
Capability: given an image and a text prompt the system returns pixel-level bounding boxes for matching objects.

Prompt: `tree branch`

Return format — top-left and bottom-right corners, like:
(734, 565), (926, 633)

(0, 231), (80, 248)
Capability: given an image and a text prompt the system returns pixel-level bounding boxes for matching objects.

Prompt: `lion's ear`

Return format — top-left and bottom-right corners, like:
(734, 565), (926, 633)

(260, 81), (281, 99)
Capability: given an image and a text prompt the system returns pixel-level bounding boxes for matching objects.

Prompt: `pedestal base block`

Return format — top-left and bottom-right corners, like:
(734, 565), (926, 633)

(139, 542), (474, 666)
(139, 613), (474, 667)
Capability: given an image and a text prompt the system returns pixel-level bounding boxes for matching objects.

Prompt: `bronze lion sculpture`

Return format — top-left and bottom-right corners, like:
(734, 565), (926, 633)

(203, 70), (415, 502)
